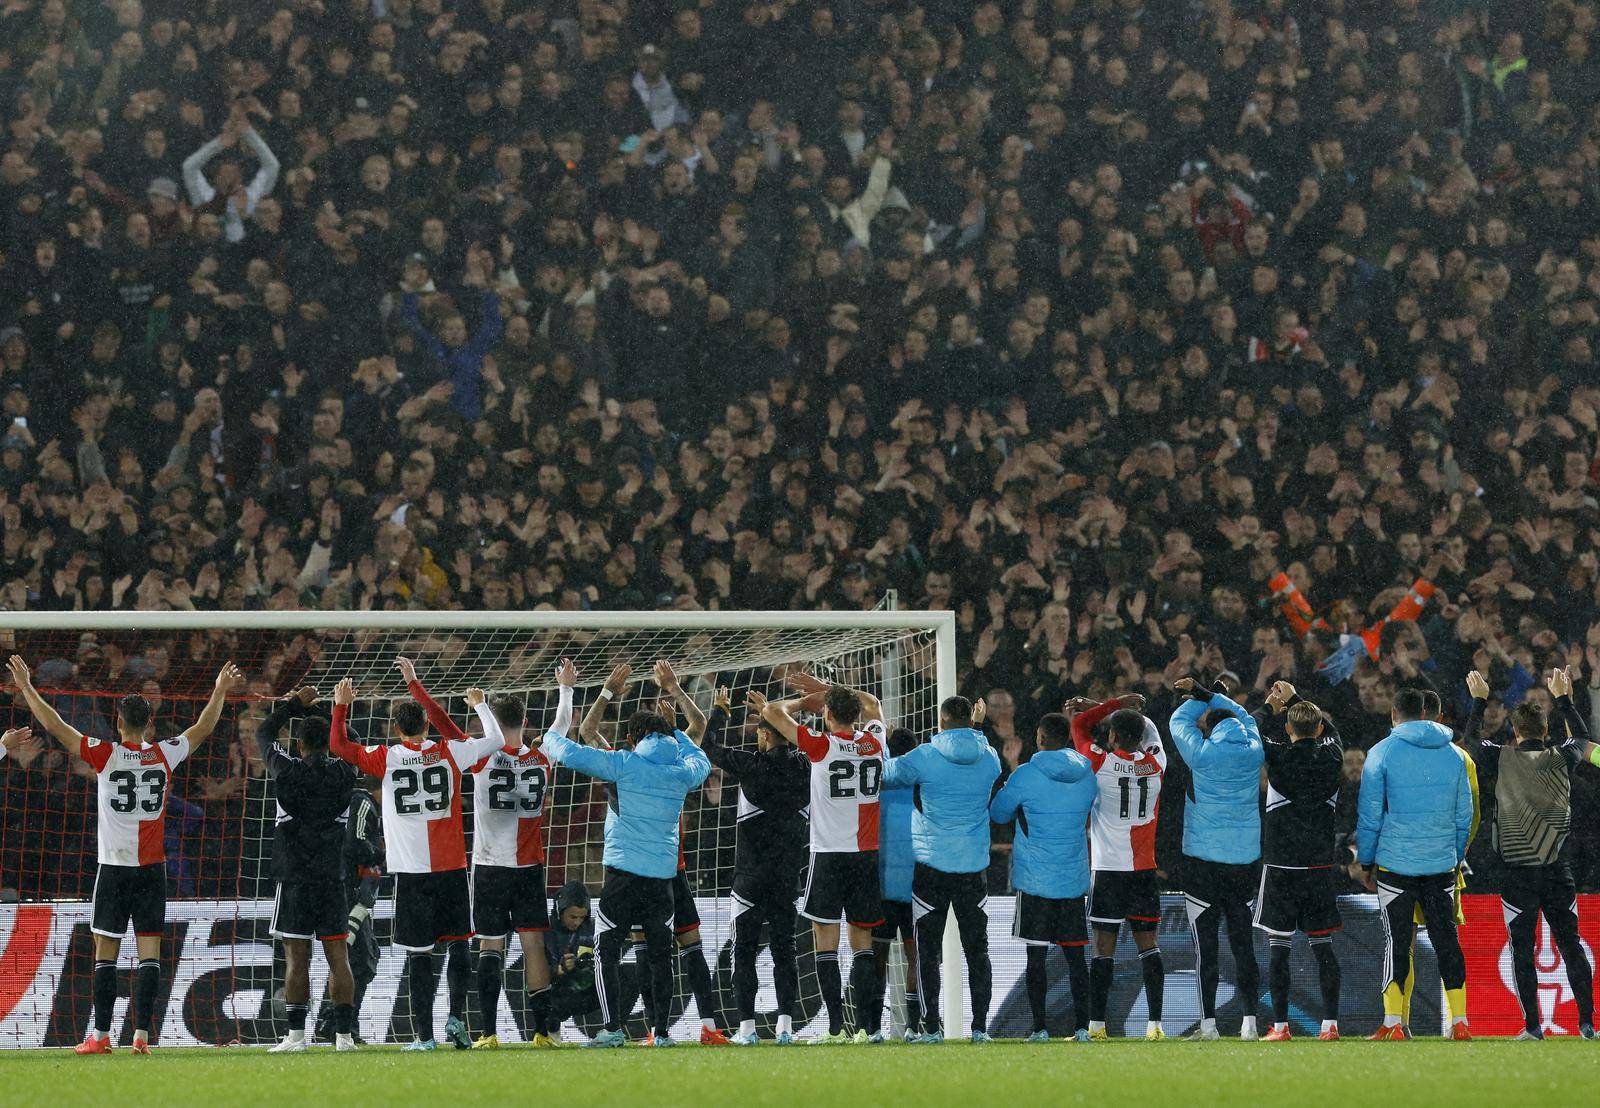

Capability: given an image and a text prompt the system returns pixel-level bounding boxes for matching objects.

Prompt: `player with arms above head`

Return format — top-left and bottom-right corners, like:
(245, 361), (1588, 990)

(256, 685), (360, 1053)
(1466, 667), (1597, 1040)
(990, 711), (1097, 1042)
(883, 695), (1002, 1044)
(1169, 676), (1264, 1041)
(576, 662), (728, 1044)
(7, 655), (242, 1056)
(1251, 681), (1345, 1042)
(329, 665), (508, 1051)
(402, 656), (575, 1050)
(756, 673), (886, 1045)
(543, 659), (711, 1048)
(701, 685), (811, 1045)
(1068, 691), (1169, 1041)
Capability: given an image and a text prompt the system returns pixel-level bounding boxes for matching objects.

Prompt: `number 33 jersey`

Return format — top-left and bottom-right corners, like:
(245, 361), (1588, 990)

(1086, 721), (1166, 872)
(468, 745), (551, 868)
(82, 734), (192, 866)
(797, 720), (887, 853)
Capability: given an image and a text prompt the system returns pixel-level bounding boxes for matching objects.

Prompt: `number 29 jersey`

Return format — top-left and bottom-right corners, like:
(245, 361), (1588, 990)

(1087, 718), (1166, 872)
(797, 720), (886, 853)
(81, 734), (192, 866)
(468, 745), (551, 868)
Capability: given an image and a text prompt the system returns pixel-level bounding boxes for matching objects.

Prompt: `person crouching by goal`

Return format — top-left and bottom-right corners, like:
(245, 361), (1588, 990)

(7, 655), (242, 1056)
(402, 656), (575, 1049)
(329, 666), (509, 1051)
(540, 660), (711, 1048)
(256, 685), (361, 1052)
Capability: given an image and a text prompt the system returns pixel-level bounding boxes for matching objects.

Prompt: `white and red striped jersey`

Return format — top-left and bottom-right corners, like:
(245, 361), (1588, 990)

(1085, 718), (1166, 872)
(468, 745), (551, 868)
(331, 700), (503, 874)
(81, 734), (192, 867)
(797, 719), (886, 853)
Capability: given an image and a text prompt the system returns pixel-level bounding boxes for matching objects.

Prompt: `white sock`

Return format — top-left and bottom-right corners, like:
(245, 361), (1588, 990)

(1452, 1015), (1468, 1026)
(1241, 1016), (1257, 1034)
(738, 1019), (756, 1037)
(1200, 1017), (1216, 1033)
(1321, 1020), (1338, 1033)
(133, 1029), (149, 1042)
(1383, 1014), (1402, 1027)
(1145, 1020), (1159, 1035)
(335, 1032), (354, 1044)
(702, 1018), (717, 1032)
(1273, 1022), (1288, 1033)
(286, 1029), (306, 1043)
(776, 1015), (793, 1035)
(1089, 1020), (1106, 1033)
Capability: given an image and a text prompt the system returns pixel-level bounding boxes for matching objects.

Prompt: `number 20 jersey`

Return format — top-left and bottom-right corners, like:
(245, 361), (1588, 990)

(467, 745), (551, 868)
(796, 720), (887, 853)
(81, 734), (192, 866)
(1086, 721), (1166, 872)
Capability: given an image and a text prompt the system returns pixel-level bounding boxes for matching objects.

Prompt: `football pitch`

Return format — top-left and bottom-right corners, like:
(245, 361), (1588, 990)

(3, 1041), (1599, 1106)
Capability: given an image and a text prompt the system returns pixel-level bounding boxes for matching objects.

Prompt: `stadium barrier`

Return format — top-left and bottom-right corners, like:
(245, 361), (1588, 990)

(2, 894), (1594, 1045)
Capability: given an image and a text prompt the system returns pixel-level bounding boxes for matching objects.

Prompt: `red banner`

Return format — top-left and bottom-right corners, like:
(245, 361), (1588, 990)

(1460, 893), (1600, 1036)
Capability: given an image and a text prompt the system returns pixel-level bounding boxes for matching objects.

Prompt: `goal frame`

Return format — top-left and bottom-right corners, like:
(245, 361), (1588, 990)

(0, 607), (965, 1037)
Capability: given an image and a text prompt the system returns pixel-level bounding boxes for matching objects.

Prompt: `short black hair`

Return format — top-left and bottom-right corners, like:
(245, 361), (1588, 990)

(1421, 689), (1442, 721)
(887, 726), (917, 757)
(1037, 713), (1070, 749)
(1511, 702), (1547, 740)
(392, 700), (426, 737)
(626, 709), (671, 743)
(118, 694), (152, 731)
(1394, 687), (1429, 722)
(490, 694), (525, 730)
(301, 714), (330, 751)
(824, 685), (861, 726)
(940, 695), (974, 727)
(1109, 709), (1146, 751)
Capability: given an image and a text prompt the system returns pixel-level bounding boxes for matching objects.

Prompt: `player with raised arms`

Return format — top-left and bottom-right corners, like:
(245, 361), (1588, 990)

(8, 655), (242, 1056)
(757, 673), (886, 1045)
(1069, 692), (1168, 1040)
(329, 665), (507, 1051)
(256, 685), (361, 1053)
(989, 711), (1097, 1042)
(401, 656), (575, 1049)
(542, 660), (711, 1047)
(701, 685), (811, 1045)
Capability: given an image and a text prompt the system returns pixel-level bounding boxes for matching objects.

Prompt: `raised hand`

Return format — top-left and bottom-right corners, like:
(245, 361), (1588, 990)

(1546, 667), (1570, 699)
(1172, 676), (1200, 696)
(6, 655), (32, 691)
(603, 663), (631, 697)
(215, 662), (245, 693)
(746, 691), (769, 715)
(1466, 670), (1490, 700)
(556, 657), (578, 687)
(972, 697), (987, 725)
(466, 687), (486, 707)
(653, 659), (680, 691)
(395, 656), (418, 684)
(334, 678), (356, 706)
(1, 726), (33, 753)
(292, 685), (319, 707)
(1119, 692), (1147, 713)
(714, 686), (733, 713)
(786, 670), (830, 696)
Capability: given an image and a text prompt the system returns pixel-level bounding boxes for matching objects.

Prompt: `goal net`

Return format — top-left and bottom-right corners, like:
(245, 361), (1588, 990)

(0, 611), (950, 1048)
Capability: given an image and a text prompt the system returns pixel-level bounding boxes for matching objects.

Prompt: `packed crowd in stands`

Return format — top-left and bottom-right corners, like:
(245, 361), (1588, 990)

(3, 0), (1600, 897)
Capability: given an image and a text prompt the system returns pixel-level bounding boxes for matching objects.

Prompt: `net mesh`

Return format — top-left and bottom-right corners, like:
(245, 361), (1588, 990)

(0, 616), (943, 1046)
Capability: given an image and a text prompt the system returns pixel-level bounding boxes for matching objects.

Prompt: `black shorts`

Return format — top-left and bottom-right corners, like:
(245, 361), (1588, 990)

(472, 863), (550, 941)
(393, 869), (473, 952)
(1089, 870), (1161, 932)
(1014, 892), (1088, 946)
(671, 870), (701, 933)
(874, 899), (914, 942)
(1184, 858), (1259, 912)
(1500, 862), (1579, 940)
(1253, 865), (1342, 938)
(91, 863), (166, 939)
(595, 867), (674, 942)
(801, 851), (883, 929)
(271, 877), (348, 942)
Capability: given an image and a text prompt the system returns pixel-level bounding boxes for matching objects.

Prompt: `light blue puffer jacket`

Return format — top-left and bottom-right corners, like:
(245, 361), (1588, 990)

(883, 727), (1002, 874)
(989, 748), (1096, 899)
(1355, 720), (1475, 876)
(1169, 694), (1265, 865)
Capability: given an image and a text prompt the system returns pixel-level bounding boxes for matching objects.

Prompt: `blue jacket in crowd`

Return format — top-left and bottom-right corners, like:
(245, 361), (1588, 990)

(883, 727), (1002, 874)
(1170, 694), (1264, 865)
(1355, 719), (1475, 876)
(989, 748), (1097, 899)
(542, 729), (710, 879)
(879, 785), (915, 902)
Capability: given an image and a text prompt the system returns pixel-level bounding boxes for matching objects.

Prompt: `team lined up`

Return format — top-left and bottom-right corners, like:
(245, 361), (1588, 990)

(3, 653), (1599, 1050)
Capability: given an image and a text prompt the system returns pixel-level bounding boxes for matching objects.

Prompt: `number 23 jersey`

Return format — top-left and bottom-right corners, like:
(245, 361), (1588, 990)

(82, 734), (192, 866)
(797, 720), (886, 853)
(468, 745), (551, 868)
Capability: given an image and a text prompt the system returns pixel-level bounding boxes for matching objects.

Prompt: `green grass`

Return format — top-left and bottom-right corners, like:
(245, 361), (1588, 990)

(3, 1040), (1599, 1106)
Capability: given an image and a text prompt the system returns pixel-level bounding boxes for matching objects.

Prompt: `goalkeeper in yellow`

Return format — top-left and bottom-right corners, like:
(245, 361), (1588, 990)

(1355, 688), (1478, 1040)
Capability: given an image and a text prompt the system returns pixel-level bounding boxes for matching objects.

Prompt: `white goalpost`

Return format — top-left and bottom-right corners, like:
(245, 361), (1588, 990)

(0, 608), (961, 1046)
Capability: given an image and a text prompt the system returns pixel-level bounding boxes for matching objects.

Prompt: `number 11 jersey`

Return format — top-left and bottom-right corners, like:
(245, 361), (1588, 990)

(82, 734), (192, 866)
(797, 720), (886, 853)
(1086, 720), (1166, 872)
